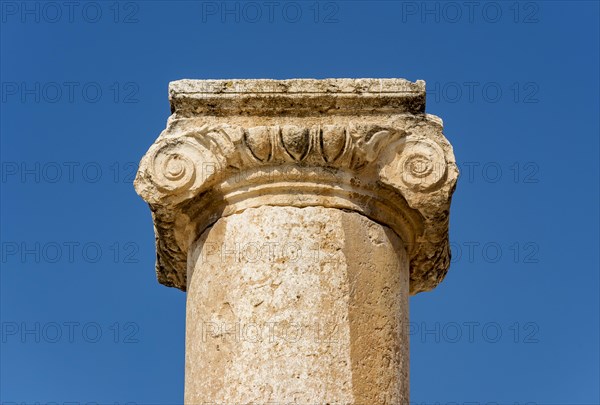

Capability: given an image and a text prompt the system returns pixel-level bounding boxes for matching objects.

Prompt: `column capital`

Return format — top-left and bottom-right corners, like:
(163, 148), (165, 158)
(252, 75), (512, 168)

(134, 79), (458, 295)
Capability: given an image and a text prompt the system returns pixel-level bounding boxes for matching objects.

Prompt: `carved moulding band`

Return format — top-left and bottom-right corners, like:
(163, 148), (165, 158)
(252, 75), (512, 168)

(135, 115), (458, 295)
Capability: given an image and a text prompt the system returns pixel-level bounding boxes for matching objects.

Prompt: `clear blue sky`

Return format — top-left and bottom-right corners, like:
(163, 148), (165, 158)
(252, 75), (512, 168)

(1, 1), (598, 404)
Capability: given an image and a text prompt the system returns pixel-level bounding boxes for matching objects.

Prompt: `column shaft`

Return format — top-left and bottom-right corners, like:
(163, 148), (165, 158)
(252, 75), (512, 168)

(185, 206), (410, 404)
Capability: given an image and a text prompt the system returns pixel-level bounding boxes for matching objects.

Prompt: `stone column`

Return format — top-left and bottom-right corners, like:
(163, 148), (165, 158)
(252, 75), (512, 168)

(134, 79), (458, 404)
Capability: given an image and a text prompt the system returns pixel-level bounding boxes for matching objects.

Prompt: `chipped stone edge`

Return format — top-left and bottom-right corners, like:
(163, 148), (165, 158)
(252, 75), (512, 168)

(135, 79), (458, 295)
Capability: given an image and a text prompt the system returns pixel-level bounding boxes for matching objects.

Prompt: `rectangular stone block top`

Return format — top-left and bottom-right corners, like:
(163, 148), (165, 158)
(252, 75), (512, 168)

(169, 78), (426, 116)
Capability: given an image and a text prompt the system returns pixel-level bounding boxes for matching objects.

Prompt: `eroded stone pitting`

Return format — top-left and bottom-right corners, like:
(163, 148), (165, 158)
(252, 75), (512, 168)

(186, 206), (408, 403)
(135, 91), (458, 294)
(134, 78), (458, 404)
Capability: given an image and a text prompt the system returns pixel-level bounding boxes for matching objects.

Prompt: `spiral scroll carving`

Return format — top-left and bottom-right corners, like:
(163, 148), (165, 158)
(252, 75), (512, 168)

(134, 113), (459, 296)
(146, 137), (221, 199)
(395, 138), (447, 192)
(139, 124), (450, 202)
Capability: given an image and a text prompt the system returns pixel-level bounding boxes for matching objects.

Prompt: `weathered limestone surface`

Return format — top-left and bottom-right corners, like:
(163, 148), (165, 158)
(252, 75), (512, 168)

(186, 206), (409, 404)
(134, 78), (458, 403)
